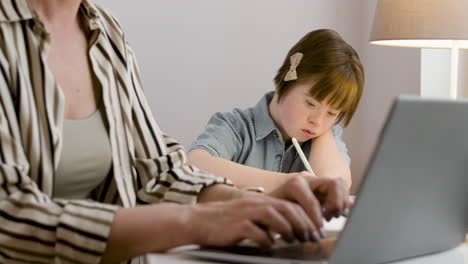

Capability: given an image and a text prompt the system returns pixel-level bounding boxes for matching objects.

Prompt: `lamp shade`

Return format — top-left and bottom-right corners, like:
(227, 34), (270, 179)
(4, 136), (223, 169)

(369, 0), (468, 49)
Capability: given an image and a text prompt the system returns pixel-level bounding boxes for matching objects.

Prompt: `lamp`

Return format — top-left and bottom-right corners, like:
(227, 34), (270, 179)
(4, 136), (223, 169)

(369, 0), (468, 98)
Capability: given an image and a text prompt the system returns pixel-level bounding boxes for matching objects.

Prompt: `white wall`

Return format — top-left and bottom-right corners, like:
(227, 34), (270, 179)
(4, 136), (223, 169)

(347, 0), (421, 192)
(98, 0), (424, 193)
(98, 0), (363, 145)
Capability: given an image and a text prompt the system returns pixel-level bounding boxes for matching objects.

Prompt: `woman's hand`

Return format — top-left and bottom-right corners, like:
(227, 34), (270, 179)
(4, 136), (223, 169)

(188, 194), (317, 247)
(268, 173), (352, 233)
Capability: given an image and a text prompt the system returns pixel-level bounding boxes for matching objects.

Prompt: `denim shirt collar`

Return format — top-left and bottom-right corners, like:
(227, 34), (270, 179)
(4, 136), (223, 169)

(252, 91), (283, 141)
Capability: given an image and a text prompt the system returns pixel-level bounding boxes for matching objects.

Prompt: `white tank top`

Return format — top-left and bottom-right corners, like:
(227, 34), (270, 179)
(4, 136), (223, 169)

(54, 105), (112, 199)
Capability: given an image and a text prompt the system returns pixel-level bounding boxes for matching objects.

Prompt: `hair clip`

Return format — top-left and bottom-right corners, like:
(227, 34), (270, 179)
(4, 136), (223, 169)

(284, 52), (303, 81)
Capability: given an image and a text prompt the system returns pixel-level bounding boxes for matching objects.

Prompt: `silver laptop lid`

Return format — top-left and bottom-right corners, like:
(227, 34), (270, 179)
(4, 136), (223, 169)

(330, 95), (468, 264)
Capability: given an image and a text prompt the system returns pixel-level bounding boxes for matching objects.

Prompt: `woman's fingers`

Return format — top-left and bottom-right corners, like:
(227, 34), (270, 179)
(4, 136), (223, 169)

(192, 181), (349, 249)
(281, 201), (321, 241)
(236, 197), (318, 244)
(315, 178), (348, 220)
(271, 175), (325, 234)
(268, 174), (350, 223)
(342, 196), (354, 217)
(246, 200), (294, 242)
(237, 220), (274, 248)
(264, 199), (315, 242)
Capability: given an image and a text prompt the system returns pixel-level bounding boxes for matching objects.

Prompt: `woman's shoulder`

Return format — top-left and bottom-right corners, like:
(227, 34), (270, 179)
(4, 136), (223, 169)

(89, 2), (125, 37)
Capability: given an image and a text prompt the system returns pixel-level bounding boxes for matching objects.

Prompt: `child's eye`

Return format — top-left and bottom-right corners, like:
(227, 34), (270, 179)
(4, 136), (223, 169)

(328, 111), (339, 116)
(306, 100), (316, 107)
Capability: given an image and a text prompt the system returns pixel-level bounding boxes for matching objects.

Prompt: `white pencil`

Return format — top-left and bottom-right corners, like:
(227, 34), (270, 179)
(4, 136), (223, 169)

(291, 137), (316, 177)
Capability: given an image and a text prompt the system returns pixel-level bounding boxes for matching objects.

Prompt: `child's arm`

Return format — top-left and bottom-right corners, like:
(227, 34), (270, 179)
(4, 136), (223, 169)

(188, 149), (308, 192)
(309, 129), (352, 190)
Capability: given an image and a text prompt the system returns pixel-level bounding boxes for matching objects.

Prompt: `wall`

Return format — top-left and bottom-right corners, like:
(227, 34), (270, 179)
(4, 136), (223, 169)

(98, 0), (425, 193)
(98, 0), (363, 144)
(347, 0), (421, 192)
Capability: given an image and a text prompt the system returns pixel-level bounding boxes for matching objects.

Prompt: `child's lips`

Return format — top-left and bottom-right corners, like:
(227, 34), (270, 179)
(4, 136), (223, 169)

(302, 129), (316, 138)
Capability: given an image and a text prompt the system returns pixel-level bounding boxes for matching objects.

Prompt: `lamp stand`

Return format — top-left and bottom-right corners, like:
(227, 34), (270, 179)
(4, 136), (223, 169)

(450, 40), (459, 99)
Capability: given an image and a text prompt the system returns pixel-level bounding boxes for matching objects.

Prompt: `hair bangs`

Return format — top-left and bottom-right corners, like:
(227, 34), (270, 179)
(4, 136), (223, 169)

(308, 67), (361, 126)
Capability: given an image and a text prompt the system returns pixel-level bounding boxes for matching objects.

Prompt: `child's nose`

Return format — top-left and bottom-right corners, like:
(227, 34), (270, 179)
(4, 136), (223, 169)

(308, 110), (326, 125)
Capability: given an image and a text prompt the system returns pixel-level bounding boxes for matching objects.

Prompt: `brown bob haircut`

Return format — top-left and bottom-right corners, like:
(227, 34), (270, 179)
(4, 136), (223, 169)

(273, 29), (364, 127)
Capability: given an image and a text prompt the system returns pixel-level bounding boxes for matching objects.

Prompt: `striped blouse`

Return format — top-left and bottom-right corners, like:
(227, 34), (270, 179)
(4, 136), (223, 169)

(0, 0), (230, 263)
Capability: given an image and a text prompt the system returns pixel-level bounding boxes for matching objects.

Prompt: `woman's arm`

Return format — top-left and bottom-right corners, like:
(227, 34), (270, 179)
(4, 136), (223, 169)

(101, 204), (193, 263)
(309, 129), (352, 189)
(103, 176), (351, 263)
(102, 184), (300, 262)
(188, 149), (294, 192)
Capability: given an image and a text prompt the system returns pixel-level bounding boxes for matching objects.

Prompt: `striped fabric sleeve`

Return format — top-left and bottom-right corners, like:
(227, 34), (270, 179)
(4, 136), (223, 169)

(126, 49), (232, 205)
(0, 53), (119, 264)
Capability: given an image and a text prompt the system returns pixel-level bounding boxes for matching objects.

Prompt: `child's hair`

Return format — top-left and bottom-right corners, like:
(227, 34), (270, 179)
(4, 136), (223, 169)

(273, 29), (364, 127)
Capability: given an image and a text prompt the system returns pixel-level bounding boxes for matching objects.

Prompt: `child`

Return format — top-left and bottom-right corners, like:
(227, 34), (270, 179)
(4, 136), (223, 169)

(188, 29), (363, 191)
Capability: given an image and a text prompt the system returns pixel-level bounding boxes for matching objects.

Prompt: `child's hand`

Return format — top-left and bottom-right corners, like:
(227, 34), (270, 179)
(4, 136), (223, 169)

(292, 171), (318, 179)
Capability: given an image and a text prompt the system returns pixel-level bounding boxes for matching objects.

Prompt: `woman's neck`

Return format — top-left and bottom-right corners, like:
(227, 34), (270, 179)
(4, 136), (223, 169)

(28, 0), (82, 29)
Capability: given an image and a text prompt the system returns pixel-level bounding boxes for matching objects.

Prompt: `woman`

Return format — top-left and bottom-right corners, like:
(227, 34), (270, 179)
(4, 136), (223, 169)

(0, 0), (350, 263)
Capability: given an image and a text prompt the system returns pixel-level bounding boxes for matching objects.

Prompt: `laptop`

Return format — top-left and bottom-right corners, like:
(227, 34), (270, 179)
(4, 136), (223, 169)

(183, 95), (468, 264)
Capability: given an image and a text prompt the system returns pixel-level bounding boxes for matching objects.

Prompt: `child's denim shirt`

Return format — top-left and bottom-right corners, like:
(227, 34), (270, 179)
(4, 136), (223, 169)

(190, 91), (350, 173)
